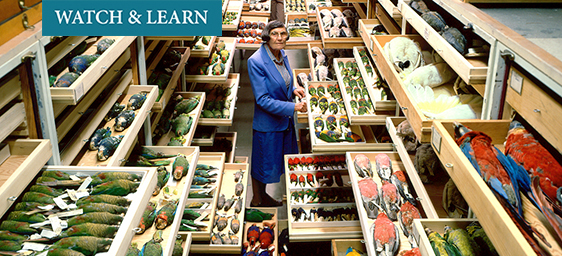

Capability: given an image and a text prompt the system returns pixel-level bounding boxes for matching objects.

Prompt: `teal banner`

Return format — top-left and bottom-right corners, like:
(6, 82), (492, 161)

(43, 0), (221, 36)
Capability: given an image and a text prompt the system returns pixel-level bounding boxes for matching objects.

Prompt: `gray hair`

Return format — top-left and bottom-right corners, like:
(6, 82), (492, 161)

(261, 20), (289, 42)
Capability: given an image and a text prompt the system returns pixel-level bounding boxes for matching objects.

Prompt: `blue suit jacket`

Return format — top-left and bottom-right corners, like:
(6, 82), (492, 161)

(248, 44), (295, 132)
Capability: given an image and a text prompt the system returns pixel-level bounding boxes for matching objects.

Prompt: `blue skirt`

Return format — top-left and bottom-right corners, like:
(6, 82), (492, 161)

(251, 120), (298, 184)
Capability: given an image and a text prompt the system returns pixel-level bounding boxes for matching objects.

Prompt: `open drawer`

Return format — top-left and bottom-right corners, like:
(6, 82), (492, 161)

(191, 126), (218, 146)
(0, 165), (157, 255)
(190, 36), (217, 59)
(412, 218), (488, 256)
(185, 37), (236, 83)
(223, 1), (243, 31)
(193, 73), (240, 126)
(398, 3), (488, 85)
(130, 146), (200, 256)
(430, 120), (560, 256)
(155, 92), (205, 147)
(179, 152), (226, 242)
(74, 85), (158, 167)
(332, 239), (366, 256)
(0, 139), (52, 214)
(316, 6), (364, 49)
(151, 47), (191, 113)
(236, 16), (268, 49)
(346, 151), (436, 255)
(371, 34), (482, 143)
(284, 153), (362, 241)
(197, 132), (237, 163)
(50, 36), (136, 105)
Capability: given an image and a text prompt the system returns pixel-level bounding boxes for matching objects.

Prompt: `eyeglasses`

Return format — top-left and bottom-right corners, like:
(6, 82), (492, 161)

(270, 31), (288, 38)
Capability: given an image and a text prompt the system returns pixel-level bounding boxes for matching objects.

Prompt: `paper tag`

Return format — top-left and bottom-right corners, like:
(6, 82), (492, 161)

(30, 221), (51, 229)
(85, 37), (98, 44)
(423, 27), (430, 41)
(510, 70), (523, 95)
(22, 242), (48, 251)
(78, 176), (92, 191)
(431, 126), (442, 154)
(53, 197), (69, 210)
(38, 204), (54, 211)
(40, 229), (58, 239)
(76, 190), (90, 199)
(195, 211), (210, 222)
(202, 202), (210, 209)
(165, 68), (173, 73)
(48, 215), (62, 234)
(67, 190), (79, 201)
(29, 234), (42, 240)
(74, 82), (85, 100)
(69, 175), (81, 181)
(52, 209), (83, 218)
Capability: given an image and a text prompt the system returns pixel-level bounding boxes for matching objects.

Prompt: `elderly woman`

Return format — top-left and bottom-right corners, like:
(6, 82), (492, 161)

(248, 20), (307, 207)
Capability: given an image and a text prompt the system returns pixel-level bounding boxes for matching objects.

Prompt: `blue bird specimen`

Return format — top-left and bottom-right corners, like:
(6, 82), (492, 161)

(54, 72), (80, 87)
(141, 230), (163, 256)
(69, 54), (100, 74)
(114, 110), (136, 132)
(96, 38), (115, 54)
(128, 92), (148, 110)
(105, 102), (125, 122)
(97, 135), (124, 161)
(89, 127), (111, 150)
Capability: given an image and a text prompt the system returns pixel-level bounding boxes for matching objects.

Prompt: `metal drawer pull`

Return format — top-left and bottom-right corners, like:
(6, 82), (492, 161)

(8, 196), (17, 201)
(533, 109), (541, 113)
(401, 107), (408, 111)
(445, 163), (453, 168)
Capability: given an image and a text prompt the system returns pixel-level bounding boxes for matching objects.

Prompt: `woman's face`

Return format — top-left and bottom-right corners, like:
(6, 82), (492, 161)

(267, 27), (288, 51)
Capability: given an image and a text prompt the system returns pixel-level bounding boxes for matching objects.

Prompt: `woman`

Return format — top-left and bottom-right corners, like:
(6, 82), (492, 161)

(248, 20), (307, 207)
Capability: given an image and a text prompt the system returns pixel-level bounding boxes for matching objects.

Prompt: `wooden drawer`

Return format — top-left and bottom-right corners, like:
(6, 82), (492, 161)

(506, 66), (562, 154)
(284, 153), (362, 241)
(223, 1), (243, 31)
(192, 126), (218, 146)
(5, 165), (157, 255)
(131, 146), (200, 256)
(399, 3), (488, 84)
(305, 0), (331, 22)
(332, 239), (366, 256)
(185, 37), (236, 83)
(75, 85), (158, 167)
(236, 16), (268, 50)
(307, 42), (324, 82)
(234, 156), (248, 163)
(286, 14), (314, 43)
(206, 163), (249, 252)
(50, 36), (136, 105)
(293, 68), (312, 124)
(151, 47), (191, 112)
(241, 207), (278, 256)
(0, 139), (52, 215)
(413, 218), (479, 256)
(197, 132), (237, 163)
(0, 103), (25, 142)
(241, 0), (272, 16)
(316, 6), (364, 49)
(193, 73), (240, 126)
(180, 152), (226, 241)
(306, 81), (394, 152)
(190, 36), (217, 59)
(333, 57), (396, 125)
(378, 0), (401, 23)
(386, 117), (439, 218)
(371, 34), (481, 143)
(430, 120), (540, 256)
(346, 151), (435, 255)
(155, 92), (205, 147)
(285, 0), (307, 14)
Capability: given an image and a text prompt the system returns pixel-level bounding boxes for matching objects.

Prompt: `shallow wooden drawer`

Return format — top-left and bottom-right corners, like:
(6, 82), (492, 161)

(185, 37), (236, 83)
(180, 152), (226, 242)
(506, 66), (562, 154)
(399, 3), (488, 84)
(284, 153), (362, 241)
(431, 120), (537, 256)
(155, 92), (205, 147)
(332, 239), (366, 256)
(346, 151), (435, 255)
(223, 1), (243, 31)
(190, 36), (217, 59)
(151, 47), (191, 112)
(76, 85), (158, 167)
(198, 132), (237, 163)
(413, 218), (478, 256)
(241, 0), (272, 16)
(50, 36), (136, 105)
(0, 139), (52, 216)
(316, 6), (364, 49)
(191, 126), (217, 146)
(372, 34), (480, 143)
(236, 16), (269, 50)
(195, 73), (240, 126)
(293, 68), (312, 124)
(131, 146), (200, 256)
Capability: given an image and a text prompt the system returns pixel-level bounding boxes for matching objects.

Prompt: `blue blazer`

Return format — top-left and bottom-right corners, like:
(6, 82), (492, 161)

(248, 44), (296, 132)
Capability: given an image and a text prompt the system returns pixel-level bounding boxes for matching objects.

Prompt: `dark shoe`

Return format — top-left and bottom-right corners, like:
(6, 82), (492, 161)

(250, 201), (262, 207)
(262, 193), (283, 207)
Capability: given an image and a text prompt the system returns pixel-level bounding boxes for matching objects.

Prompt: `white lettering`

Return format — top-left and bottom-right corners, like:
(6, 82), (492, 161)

(169, 10), (180, 24)
(54, 10), (72, 24)
(194, 10), (207, 24)
(71, 11), (84, 24)
(182, 10), (193, 24)
(96, 10), (108, 24)
(146, 10), (156, 24)
(157, 10), (167, 24)
(109, 10), (123, 24)
(83, 10), (95, 24)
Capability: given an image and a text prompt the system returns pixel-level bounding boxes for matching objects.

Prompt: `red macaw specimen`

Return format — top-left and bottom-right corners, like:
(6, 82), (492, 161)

(380, 181), (400, 221)
(371, 212), (399, 256)
(505, 120), (562, 205)
(399, 201), (421, 247)
(357, 178), (380, 219)
(375, 154), (393, 181)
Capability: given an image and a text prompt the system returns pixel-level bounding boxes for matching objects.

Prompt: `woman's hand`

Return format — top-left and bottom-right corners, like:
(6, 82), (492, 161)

(294, 101), (307, 113)
(293, 87), (305, 99)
